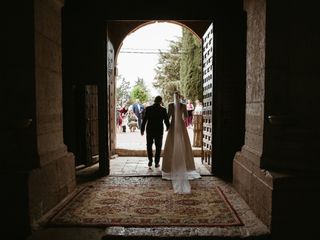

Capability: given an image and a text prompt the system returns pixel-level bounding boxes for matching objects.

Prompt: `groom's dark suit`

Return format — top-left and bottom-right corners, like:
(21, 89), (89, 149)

(141, 103), (170, 167)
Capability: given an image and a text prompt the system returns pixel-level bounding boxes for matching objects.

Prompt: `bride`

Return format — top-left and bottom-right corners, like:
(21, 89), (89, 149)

(162, 91), (201, 193)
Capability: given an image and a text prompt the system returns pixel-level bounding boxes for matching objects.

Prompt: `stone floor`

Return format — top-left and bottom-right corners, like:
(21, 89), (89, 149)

(115, 127), (203, 157)
(116, 126), (198, 150)
(111, 156), (211, 176)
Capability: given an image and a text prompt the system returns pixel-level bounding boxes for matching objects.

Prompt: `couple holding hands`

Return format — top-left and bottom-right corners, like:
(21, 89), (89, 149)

(140, 91), (201, 194)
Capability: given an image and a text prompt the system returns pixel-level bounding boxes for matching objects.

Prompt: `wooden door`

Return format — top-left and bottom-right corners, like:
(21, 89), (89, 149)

(85, 85), (99, 166)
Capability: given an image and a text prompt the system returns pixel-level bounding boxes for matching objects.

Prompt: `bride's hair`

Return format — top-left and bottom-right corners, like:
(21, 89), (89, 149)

(174, 91), (181, 97)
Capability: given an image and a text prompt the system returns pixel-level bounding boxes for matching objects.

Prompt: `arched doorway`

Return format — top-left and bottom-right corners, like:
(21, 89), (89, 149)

(104, 19), (245, 179)
(111, 21), (210, 176)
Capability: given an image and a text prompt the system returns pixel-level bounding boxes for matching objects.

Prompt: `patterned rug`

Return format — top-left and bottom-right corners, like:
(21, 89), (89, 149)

(48, 177), (243, 227)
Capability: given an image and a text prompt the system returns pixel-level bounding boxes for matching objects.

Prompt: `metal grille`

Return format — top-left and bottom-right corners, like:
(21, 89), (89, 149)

(202, 23), (214, 167)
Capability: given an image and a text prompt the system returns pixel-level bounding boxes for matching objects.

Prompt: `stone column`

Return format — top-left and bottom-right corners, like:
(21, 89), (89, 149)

(234, 1), (320, 237)
(233, 0), (273, 228)
(28, 0), (75, 227)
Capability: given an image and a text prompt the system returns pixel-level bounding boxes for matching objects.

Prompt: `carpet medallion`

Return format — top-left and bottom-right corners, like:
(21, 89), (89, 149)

(48, 177), (243, 227)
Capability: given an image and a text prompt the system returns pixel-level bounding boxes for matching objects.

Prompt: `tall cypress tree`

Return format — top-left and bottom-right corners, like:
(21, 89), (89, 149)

(153, 38), (182, 104)
(180, 28), (202, 101)
(153, 27), (202, 104)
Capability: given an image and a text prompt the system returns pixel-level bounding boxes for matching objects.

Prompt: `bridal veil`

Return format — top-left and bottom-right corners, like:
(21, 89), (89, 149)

(171, 92), (191, 194)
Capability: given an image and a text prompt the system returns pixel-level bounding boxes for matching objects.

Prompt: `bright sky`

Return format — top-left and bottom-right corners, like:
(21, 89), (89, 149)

(116, 22), (182, 97)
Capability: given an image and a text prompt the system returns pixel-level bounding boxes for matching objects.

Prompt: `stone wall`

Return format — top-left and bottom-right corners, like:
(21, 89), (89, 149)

(233, 0), (273, 227)
(28, 0), (75, 227)
(234, 1), (320, 237)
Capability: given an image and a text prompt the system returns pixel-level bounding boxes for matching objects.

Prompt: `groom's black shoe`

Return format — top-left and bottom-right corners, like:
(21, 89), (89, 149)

(148, 160), (152, 168)
(155, 163), (160, 168)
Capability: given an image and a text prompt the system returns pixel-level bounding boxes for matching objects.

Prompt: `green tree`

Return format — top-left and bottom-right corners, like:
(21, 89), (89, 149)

(130, 77), (149, 103)
(153, 37), (182, 105)
(153, 28), (202, 105)
(116, 75), (130, 107)
(180, 28), (202, 101)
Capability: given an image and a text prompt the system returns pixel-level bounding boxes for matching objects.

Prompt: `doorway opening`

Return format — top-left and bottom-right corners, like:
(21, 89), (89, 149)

(108, 21), (213, 177)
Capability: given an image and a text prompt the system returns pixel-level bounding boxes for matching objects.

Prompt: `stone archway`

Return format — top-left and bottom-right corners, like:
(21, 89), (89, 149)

(106, 19), (246, 179)
(107, 20), (209, 158)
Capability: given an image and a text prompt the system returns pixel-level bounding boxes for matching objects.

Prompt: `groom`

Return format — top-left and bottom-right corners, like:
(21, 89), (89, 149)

(141, 96), (170, 168)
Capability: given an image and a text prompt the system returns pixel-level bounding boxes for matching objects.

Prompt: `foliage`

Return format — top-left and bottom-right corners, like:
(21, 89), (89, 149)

(116, 75), (131, 107)
(153, 28), (202, 106)
(180, 28), (202, 102)
(130, 77), (150, 103)
(153, 38), (182, 105)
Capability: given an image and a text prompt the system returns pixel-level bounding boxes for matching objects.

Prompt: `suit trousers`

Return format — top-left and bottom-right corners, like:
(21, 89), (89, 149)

(146, 133), (163, 165)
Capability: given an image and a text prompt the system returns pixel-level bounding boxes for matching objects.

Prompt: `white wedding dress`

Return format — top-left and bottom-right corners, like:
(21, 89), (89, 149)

(162, 93), (201, 193)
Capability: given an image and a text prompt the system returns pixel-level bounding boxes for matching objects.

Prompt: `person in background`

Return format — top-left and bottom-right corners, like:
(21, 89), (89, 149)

(116, 106), (122, 133)
(127, 110), (138, 132)
(119, 104), (128, 133)
(186, 99), (194, 128)
(132, 99), (144, 129)
(192, 99), (203, 147)
(193, 99), (203, 115)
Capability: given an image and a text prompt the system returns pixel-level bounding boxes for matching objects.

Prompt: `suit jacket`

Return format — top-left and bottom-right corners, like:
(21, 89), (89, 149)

(133, 103), (144, 118)
(141, 103), (170, 136)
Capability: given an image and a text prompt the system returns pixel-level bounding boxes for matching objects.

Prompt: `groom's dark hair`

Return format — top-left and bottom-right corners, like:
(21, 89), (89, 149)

(154, 96), (162, 104)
